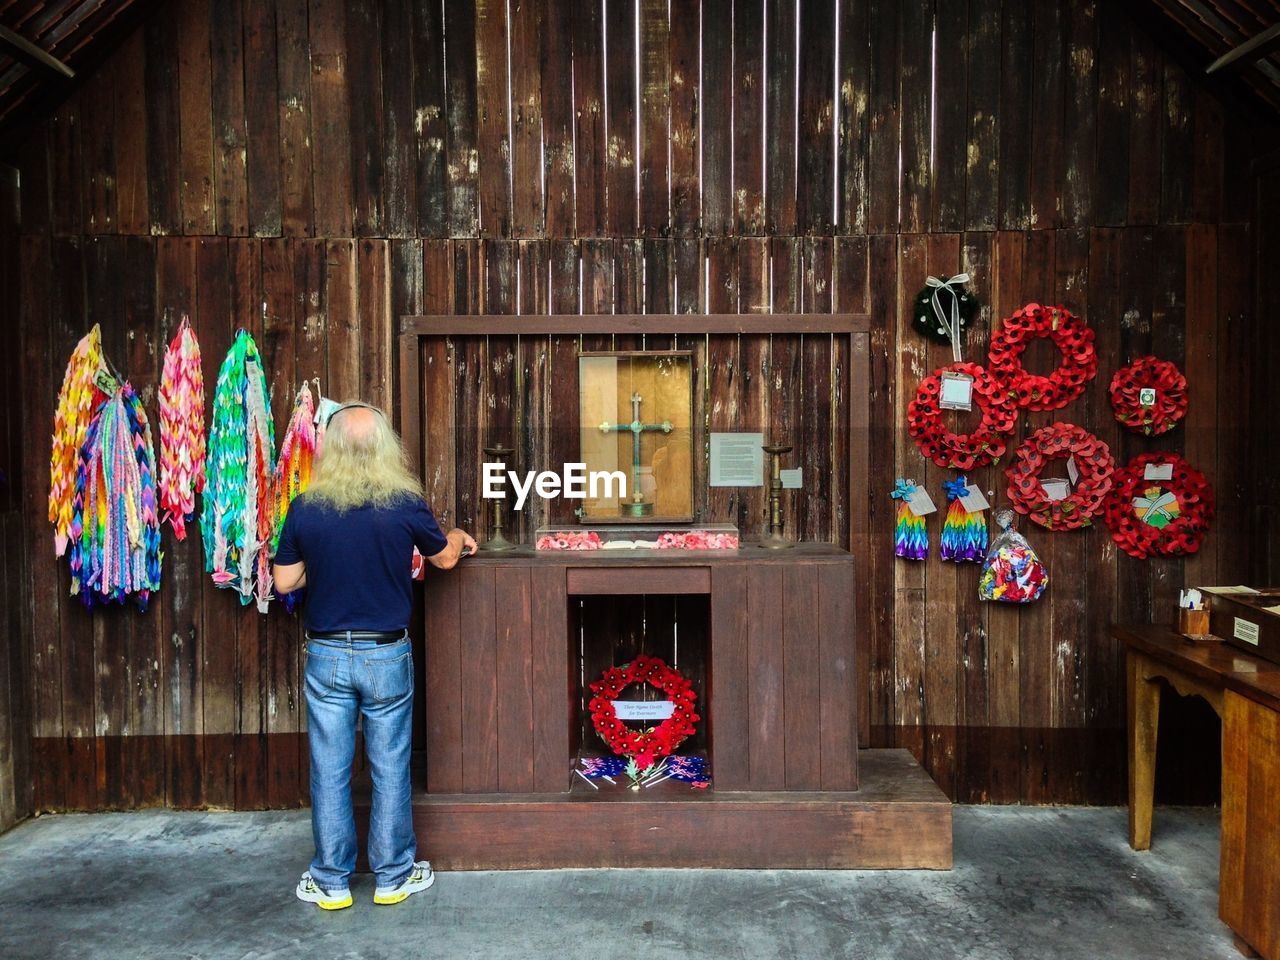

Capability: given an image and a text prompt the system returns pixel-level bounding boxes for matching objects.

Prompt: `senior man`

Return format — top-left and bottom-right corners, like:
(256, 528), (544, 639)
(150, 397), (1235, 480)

(273, 401), (476, 910)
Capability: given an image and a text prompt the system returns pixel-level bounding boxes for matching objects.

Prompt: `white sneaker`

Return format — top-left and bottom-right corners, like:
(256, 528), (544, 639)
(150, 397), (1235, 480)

(373, 861), (434, 905)
(295, 871), (353, 911)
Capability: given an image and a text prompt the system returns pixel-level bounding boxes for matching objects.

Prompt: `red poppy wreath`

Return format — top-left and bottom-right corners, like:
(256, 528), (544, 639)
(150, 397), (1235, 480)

(988, 303), (1098, 411)
(589, 655), (699, 769)
(1005, 423), (1115, 530)
(1103, 452), (1215, 559)
(1109, 356), (1188, 437)
(908, 361), (1018, 470)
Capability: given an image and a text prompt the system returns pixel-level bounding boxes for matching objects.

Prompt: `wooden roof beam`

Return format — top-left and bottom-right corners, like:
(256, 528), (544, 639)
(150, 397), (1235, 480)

(1206, 22), (1280, 74)
(0, 24), (74, 80)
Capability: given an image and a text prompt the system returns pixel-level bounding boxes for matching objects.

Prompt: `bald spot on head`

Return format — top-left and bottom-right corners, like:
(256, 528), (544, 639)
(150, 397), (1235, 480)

(331, 407), (379, 450)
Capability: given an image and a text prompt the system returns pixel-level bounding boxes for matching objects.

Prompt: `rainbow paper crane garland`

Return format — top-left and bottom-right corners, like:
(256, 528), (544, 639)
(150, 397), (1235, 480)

(202, 330), (276, 611)
(50, 325), (107, 557)
(270, 383), (320, 611)
(68, 383), (162, 608)
(940, 476), (988, 563)
(271, 382), (318, 553)
(891, 478), (928, 560)
(157, 317), (206, 540)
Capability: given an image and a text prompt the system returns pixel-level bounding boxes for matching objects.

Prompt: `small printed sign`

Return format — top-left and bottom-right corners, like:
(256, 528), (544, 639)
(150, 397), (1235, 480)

(1041, 479), (1071, 502)
(710, 433), (765, 487)
(1233, 618), (1260, 647)
(959, 484), (990, 513)
(612, 700), (676, 721)
(1143, 462), (1174, 481)
(780, 468), (803, 489)
(906, 485), (937, 516)
(939, 371), (975, 411)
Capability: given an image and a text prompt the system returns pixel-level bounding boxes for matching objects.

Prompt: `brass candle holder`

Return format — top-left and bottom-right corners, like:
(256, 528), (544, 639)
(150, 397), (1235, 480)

(760, 441), (794, 549)
(481, 442), (515, 552)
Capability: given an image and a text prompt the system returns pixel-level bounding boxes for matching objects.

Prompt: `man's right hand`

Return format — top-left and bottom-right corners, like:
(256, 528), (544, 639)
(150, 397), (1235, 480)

(429, 528), (478, 570)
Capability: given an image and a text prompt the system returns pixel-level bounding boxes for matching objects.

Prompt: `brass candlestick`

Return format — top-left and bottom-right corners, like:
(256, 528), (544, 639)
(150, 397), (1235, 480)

(760, 441), (794, 549)
(482, 442), (515, 551)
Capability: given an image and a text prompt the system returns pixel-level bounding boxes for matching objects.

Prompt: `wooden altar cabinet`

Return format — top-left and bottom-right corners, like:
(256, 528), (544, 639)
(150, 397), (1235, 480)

(411, 545), (952, 870)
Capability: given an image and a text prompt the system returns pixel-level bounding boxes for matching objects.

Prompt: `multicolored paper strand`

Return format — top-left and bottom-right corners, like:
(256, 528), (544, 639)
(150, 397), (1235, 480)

(202, 330), (276, 611)
(891, 479), (927, 560)
(50, 325), (106, 556)
(940, 476), (987, 563)
(157, 317), (206, 540)
(270, 383), (320, 611)
(68, 383), (162, 609)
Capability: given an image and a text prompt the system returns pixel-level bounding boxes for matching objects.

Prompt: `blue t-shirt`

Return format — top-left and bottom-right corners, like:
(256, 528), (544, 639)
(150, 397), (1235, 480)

(274, 493), (449, 632)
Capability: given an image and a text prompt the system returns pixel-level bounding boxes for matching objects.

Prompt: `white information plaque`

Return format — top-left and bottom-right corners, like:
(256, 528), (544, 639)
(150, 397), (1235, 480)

(709, 432), (764, 487)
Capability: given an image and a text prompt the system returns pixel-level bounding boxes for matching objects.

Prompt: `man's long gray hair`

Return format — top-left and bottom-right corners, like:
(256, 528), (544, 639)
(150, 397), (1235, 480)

(305, 403), (423, 511)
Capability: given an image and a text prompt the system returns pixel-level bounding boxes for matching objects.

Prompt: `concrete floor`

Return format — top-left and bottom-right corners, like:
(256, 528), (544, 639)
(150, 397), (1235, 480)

(0, 806), (1238, 960)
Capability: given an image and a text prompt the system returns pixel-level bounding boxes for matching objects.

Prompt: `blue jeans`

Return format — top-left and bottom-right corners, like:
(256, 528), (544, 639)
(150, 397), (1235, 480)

(304, 634), (416, 893)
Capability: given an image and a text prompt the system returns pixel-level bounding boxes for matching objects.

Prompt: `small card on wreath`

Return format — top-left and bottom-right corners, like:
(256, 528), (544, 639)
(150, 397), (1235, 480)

(939, 370), (975, 411)
(1143, 461), (1174, 481)
(1041, 479), (1071, 503)
(1139, 387), (1157, 407)
(906, 486), (938, 516)
(959, 484), (990, 513)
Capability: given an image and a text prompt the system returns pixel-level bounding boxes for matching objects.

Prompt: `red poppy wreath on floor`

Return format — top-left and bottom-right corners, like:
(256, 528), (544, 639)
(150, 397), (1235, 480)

(1109, 356), (1188, 436)
(988, 303), (1098, 411)
(907, 361), (1018, 470)
(1103, 452), (1215, 559)
(589, 655), (699, 769)
(1005, 423), (1115, 530)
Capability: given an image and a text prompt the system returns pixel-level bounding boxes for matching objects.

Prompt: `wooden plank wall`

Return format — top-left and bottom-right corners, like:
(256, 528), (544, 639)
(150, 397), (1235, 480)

(4, 0), (1274, 809)
(1, 161), (33, 832)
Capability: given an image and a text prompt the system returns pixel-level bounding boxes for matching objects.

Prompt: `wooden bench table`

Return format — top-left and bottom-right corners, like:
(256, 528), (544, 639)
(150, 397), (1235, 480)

(1117, 623), (1280, 959)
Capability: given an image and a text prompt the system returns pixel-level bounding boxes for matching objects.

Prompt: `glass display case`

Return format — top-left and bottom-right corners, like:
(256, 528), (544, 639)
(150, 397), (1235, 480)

(578, 351), (694, 523)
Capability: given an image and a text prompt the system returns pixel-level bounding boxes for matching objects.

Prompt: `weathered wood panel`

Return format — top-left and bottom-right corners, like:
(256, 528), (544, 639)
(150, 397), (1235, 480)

(3, 0), (1272, 812)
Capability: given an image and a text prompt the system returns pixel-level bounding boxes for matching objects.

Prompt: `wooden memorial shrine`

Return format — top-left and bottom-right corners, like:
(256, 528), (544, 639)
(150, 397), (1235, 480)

(390, 314), (952, 870)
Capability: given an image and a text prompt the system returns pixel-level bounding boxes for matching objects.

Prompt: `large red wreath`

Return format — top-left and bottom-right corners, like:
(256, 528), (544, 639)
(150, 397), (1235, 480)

(907, 361), (1018, 470)
(1109, 357), (1187, 436)
(988, 303), (1097, 411)
(1005, 423), (1115, 530)
(589, 655), (699, 769)
(1103, 452), (1215, 559)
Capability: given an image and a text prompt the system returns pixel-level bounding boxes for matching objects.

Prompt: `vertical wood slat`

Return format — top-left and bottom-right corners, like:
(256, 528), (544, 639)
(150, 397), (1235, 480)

(762, 0), (796, 237)
(495, 568), (534, 792)
(531, 564), (569, 793)
(700, 0), (733, 237)
(819, 561), (857, 790)
(709, 564), (749, 790)
(309, 0), (354, 238)
(460, 565), (498, 791)
(425, 569), (463, 793)
(746, 564), (785, 790)
(783, 564), (821, 789)
(795, 0), (834, 235)
(210, 0), (249, 236)
(475, 0), (512, 238)
(276, 0), (315, 237)
(177, 0), (215, 235)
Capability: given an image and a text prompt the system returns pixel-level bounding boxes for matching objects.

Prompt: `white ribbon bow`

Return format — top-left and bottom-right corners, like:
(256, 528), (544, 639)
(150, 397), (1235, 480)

(925, 273), (971, 362)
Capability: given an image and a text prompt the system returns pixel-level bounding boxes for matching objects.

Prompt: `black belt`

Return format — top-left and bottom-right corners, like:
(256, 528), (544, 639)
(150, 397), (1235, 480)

(306, 629), (408, 645)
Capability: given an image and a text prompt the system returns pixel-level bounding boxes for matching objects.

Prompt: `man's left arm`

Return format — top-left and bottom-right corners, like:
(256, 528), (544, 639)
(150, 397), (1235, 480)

(272, 506), (307, 593)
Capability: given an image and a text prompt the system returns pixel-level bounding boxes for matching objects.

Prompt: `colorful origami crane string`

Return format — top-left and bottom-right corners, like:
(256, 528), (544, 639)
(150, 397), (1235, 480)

(68, 382), (162, 609)
(49, 325), (107, 557)
(940, 475), (987, 563)
(202, 330), (276, 611)
(157, 316), (206, 540)
(270, 382), (320, 611)
(891, 478), (927, 561)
